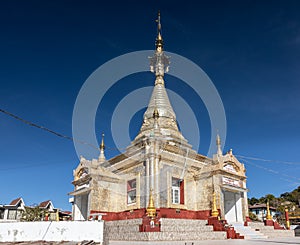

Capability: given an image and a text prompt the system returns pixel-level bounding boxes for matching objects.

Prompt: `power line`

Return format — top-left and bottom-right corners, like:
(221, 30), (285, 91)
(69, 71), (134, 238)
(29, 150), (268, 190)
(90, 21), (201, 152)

(240, 158), (300, 186)
(236, 155), (300, 165)
(1, 108), (300, 183)
(0, 108), (131, 153)
(0, 108), (99, 151)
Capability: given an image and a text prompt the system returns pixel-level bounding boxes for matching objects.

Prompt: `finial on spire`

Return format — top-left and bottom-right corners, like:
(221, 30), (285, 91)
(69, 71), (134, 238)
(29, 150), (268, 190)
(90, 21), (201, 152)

(157, 10), (161, 33)
(99, 133), (106, 162)
(155, 11), (163, 52)
(216, 133), (222, 156)
(150, 11), (170, 80)
(100, 133), (105, 150)
(146, 188), (156, 218)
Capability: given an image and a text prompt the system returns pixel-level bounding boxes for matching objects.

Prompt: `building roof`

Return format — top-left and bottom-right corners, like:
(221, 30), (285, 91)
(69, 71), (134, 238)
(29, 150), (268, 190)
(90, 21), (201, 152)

(39, 200), (53, 209)
(249, 203), (276, 210)
(8, 197), (23, 206)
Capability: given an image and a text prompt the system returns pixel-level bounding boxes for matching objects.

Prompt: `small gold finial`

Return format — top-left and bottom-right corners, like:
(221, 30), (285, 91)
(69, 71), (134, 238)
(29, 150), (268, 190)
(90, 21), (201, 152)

(216, 133), (222, 156)
(211, 192), (219, 217)
(100, 133), (105, 150)
(266, 200), (272, 220)
(146, 188), (156, 218)
(216, 134), (221, 146)
(153, 107), (159, 119)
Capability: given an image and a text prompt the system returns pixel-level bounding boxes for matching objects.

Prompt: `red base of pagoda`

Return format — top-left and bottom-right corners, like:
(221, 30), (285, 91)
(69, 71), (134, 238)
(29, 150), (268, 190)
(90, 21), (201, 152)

(90, 208), (212, 221)
(208, 216), (244, 239)
(139, 216), (161, 232)
(264, 219), (284, 230)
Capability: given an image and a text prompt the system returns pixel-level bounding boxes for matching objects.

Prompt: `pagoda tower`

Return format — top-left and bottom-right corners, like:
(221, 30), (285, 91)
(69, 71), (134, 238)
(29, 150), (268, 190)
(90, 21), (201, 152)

(70, 13), (249, 226)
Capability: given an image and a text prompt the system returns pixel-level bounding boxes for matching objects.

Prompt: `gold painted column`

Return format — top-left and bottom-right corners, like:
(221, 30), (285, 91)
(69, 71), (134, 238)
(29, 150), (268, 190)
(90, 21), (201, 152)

(211, 192), (219, 217)
(146, 189), (156, 218)
(266, 201), (272, 220)
(285, 207), (290, 229)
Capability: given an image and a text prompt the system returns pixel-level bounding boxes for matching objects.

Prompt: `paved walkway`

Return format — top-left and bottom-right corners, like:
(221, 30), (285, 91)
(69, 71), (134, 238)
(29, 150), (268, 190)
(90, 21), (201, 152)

(109, 237), (300, 245)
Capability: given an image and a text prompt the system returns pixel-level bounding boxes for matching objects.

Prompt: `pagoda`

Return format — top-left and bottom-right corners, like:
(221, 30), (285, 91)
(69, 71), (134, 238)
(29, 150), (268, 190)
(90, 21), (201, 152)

(70, 12), (249, 230)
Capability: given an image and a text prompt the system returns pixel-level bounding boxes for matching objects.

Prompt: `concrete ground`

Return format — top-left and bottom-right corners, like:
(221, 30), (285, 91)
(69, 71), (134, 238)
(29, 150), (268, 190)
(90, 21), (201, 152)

(109, 237), (300, 245)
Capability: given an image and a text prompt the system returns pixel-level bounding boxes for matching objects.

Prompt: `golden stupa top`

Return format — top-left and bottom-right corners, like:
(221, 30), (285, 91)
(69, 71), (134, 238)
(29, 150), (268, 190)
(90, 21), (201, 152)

(100, 133), (105, 150)
(145, 12), (175, 121)
(98, 133), (106, 162)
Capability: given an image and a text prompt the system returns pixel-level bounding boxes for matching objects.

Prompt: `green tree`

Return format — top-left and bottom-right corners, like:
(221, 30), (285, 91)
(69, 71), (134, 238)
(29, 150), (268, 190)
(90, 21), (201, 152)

(249, 197), (259, 205)
(249, 212), (259, 221)
(21, 206), (46, 221)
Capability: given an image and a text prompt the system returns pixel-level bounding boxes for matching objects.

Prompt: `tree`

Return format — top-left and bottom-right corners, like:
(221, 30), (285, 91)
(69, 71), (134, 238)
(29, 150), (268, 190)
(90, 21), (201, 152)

(249, 197), (259, 205)
(249, 212), (259, 221)
(21, 206), (46, 221)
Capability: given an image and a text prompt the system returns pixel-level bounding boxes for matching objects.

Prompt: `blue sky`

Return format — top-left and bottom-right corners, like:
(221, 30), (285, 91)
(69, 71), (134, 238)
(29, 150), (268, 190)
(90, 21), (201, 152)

(1, 0), (300, 211)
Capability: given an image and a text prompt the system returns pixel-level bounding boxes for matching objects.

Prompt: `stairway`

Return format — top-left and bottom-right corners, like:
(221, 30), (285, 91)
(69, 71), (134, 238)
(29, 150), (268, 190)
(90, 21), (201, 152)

(247, 222), (295, 238)
(104, 218), (227, 244)
(231, 222), (267, 239)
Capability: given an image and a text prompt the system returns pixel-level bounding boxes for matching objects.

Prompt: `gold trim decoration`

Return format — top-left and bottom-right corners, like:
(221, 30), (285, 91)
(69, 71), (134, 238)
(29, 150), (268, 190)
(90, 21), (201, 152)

(146, 188), (156, 218)
(211, 192), (219, 217)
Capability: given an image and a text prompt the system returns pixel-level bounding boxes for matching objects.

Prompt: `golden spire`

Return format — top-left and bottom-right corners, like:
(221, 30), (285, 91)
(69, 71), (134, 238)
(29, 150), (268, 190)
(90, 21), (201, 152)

(266, 200), (272, 220)
(155, 11), (163, 52)
(157, 10), (161, 33)
(98, 133), (106, 162)
(211, 191), (219, 217)
(216, 134), (221, 146)
(100, 133), (105, 150)
(146, 188), (156, 218)
(216, 133), (222, 156)
(149, 11), (170, 81)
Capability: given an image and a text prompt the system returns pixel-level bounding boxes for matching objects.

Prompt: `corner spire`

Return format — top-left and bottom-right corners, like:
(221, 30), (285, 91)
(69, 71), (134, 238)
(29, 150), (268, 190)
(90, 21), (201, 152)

(146, 188), (156, 218)
(266, 200), (272, 220)
(211, 191), (219, 217)
(216, 133), (222, 156)
(99, 133), (106, 162)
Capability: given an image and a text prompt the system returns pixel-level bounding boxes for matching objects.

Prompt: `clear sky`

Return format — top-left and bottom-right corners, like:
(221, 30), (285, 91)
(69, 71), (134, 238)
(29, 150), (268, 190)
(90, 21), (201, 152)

(1, 0), (300, 211)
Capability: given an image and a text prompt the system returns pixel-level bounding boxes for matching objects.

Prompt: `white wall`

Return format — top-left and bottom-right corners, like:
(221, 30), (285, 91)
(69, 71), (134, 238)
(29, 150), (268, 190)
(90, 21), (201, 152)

(0, 221), (103, 243)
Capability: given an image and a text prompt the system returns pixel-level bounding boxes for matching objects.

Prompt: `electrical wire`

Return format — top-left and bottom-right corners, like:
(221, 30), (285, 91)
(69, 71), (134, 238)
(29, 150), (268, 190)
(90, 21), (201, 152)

(0, 108), (99, 150)
(236, 155), (300, 165)
(1, 108), (300, 184)
(239, 158), (300, 185)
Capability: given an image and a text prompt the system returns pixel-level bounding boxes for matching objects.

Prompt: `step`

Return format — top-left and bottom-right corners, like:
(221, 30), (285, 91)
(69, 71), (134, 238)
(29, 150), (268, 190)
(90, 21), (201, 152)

(160, 225), (213, 232)
(105, 218), (143, 226)
(231, 223), (268, 239)
(105, 224), (140, 233)
(104, 218), (227, 242)
(106, 231), (227, 241)
(247, 222), (295, 238)
(160, 218), (208, 226)
(259, 230), (295, 238)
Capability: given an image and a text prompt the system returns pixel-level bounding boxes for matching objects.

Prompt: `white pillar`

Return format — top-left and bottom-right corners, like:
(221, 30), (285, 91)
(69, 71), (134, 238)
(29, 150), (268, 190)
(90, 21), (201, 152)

(149, 142), (155, 192)
(154, 141), (160, 207)
(145, 143), (150, 206)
